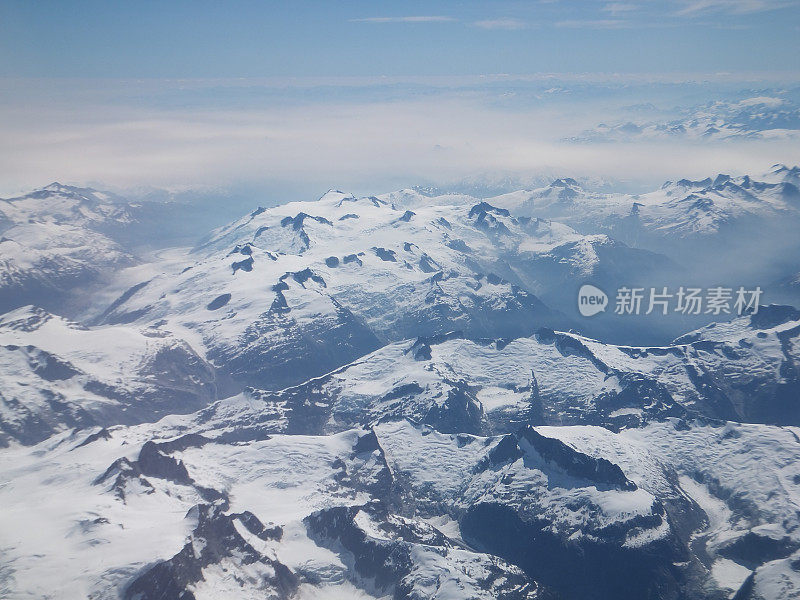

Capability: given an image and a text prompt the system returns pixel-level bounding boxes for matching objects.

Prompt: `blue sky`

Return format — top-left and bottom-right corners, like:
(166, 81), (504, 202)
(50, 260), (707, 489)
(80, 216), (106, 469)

(1, 0), (799, 77)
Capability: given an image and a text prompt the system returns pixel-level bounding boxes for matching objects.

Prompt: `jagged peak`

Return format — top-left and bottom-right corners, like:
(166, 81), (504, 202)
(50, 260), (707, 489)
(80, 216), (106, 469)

(769, 163), (800, 174)
(712, 174), (732, 187)
(676, 177), (713, 189)
(468, 201), (511, 218)
(37, 182), (99, 197)
(42, 182), (72, 191)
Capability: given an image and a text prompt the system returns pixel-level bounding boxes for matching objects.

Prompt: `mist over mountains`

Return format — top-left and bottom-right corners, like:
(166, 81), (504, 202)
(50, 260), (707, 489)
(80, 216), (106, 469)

(571, 91), (800, 143)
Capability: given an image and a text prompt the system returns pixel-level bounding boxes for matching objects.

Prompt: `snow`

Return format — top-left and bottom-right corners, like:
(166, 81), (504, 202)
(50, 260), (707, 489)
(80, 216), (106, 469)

(571, 97), (800, 143)
(748, 552), (800, 600)
(0, 431), (198, 599)
(178, 430), (369, 525)
(623, 420), (800, 544)
(91, 182), (670, 392)
(219, 307), (800, 434)
(191, 560), (279, 600)
(2, 172), (800, 599)
(294, 583), (388, 600)
(711, 558), (751, 595)
(0, 185), (136, 316)
(0, 306), (160, 378)
(0, 305), (214, 445)
(476, 386), (528, 412)
(2, 380), (800, 597)
(375, 420), (490, 503)
(678, 475), (733, 534)
(486, 170), (800, 241)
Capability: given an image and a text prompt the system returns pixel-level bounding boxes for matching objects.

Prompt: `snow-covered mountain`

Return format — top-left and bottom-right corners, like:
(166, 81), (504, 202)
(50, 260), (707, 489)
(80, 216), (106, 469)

(0, 183), (132, 227)
(120, 304), (800, 445)
(479, 167), (800, 295)
(1, 173), (800, 600)
(571, 96), (800, 142)
(0, 183), (248, 317)
(0, 184), (138, 315)
(487, 168), (800, 244)
(0, 305), (217, 446)
(2, 392), (799, 598)
(764, 163), (800, 187)
(96, 190), (677, 388)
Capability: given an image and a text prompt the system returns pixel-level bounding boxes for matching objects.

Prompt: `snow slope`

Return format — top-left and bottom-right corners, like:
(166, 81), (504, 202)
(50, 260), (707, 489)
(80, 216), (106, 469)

(571, 97), (800, 143)
(0, 305), (216, 446)
(485, 170), (800, 244)
(3, 401), (799, 599)
(0, 184), (137, 315)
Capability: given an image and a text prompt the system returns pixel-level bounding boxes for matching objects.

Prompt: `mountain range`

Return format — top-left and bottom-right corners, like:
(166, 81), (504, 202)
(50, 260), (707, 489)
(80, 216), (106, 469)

(571, 95), (800, 143)
(1, 167), (799, 599)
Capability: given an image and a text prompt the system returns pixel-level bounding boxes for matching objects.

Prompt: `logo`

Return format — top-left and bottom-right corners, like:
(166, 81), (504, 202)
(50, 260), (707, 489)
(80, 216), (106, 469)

(576, 284), (763, 317)
(578, 284), (608, 317)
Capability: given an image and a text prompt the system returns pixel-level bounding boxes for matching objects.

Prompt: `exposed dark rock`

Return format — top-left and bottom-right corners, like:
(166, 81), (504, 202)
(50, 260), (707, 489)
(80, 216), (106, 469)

(124, 504), (296, 600)
(206, 293), (231, 311)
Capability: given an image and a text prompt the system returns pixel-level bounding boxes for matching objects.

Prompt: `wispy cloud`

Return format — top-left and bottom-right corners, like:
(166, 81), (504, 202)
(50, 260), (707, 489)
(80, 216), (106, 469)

(349, 16), (456, 23)
(473, 18), (529, 30)
(602, 3), (639, 15)
(738, 95), (785, 107)
(555, 19), (630, 28)
(675, 0), (796, 15)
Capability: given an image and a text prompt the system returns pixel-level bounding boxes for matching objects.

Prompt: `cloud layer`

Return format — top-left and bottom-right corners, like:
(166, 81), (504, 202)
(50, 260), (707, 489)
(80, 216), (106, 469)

(0, 78), (796, 198)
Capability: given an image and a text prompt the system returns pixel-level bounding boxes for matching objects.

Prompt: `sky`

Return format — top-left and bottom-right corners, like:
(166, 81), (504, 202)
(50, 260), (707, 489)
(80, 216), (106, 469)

(1, 0), (799, 77)
(0, 1), (798, 200)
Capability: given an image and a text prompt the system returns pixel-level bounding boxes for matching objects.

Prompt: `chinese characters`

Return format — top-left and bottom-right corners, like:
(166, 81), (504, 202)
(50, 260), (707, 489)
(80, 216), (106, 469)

(614, 286), (762, 316)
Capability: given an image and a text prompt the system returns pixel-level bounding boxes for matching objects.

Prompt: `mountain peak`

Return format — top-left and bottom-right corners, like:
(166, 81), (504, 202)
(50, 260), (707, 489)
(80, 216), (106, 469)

(549, 177), (580, 188)
(42, 182), (70, 191)
(318, 189), (356, 204)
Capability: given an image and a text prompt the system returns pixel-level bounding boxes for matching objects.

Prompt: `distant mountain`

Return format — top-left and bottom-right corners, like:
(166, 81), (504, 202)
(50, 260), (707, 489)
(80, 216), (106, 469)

(0, 183), (137, 315)
(0, 183), (262, 317)
(571, 96), (800, 142)
(0, 182), (133, 228)
(483, 168), (800, 295)
(488, 169), (800, 242)
(764, 163), (800, 186)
